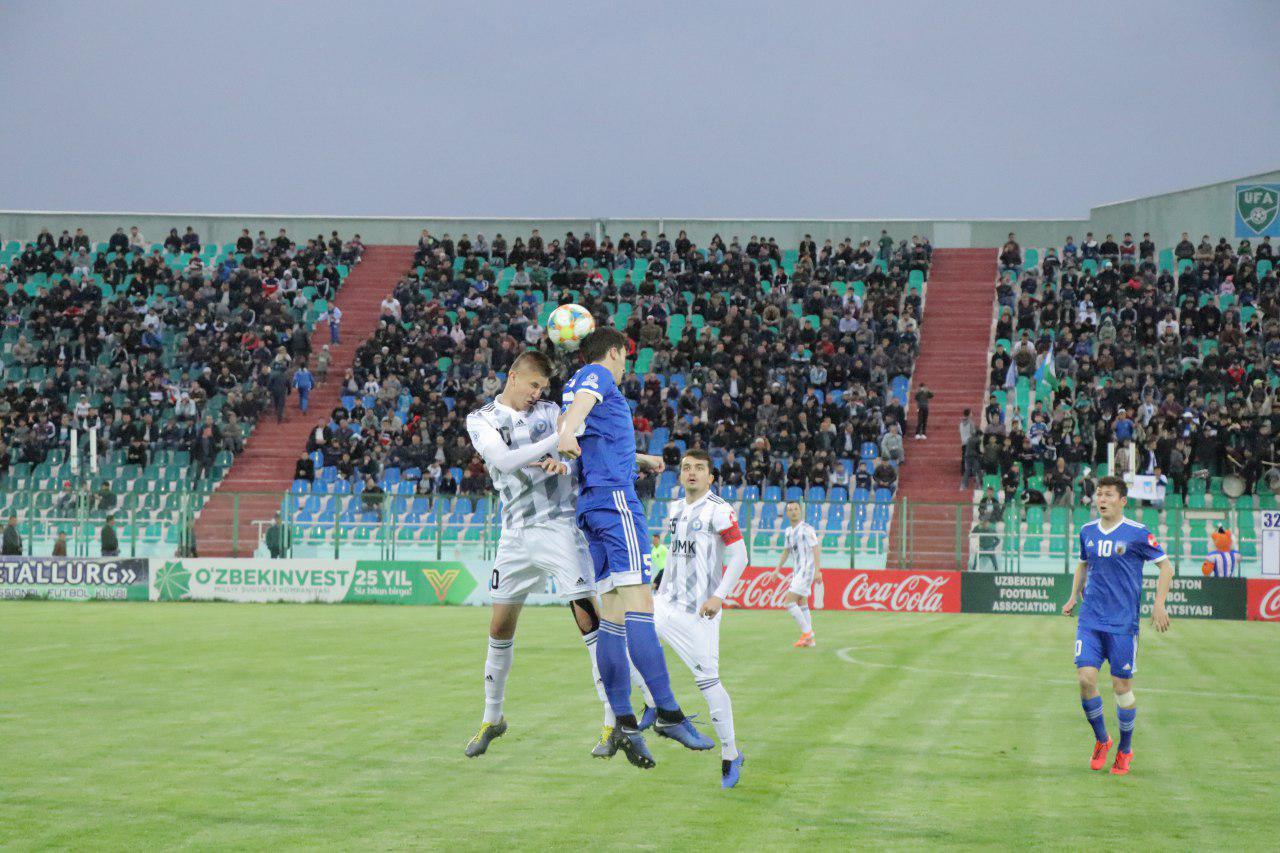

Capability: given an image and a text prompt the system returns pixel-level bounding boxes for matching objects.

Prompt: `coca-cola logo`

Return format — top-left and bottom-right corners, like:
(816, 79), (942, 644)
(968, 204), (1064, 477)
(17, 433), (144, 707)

(1259, 585), (1280, 621)
(726, 571), (792, 609)
(841, 572), (949, 612)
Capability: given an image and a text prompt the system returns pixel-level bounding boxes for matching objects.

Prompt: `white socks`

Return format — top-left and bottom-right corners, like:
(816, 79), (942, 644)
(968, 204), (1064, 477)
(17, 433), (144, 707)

(483, 636), (514, 724)
(584, 629), (653, 726)
(697, 677), (738, 760)
(787, 602), (813, 634)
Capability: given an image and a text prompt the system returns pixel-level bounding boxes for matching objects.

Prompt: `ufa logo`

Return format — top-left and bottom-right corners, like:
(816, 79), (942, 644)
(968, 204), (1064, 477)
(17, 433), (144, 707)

(423, 568), (460, 601)
(1237, 185), (1279, 234)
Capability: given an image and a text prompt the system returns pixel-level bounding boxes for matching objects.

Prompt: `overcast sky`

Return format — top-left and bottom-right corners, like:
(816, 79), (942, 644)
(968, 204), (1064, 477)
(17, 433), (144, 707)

(1, 0), (1276, 220)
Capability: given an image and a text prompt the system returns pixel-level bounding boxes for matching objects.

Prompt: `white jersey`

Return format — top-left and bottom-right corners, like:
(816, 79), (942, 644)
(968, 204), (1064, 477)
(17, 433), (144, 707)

(784, 521), (818, 575)
(660, 491), (738, 614)
(466, 400), (577, 530)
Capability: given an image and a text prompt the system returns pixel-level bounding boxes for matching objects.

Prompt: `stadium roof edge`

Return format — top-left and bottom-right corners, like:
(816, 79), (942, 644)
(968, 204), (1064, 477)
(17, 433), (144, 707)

(1091, 166), (1280, 211)
(0, 209), (1080, 223)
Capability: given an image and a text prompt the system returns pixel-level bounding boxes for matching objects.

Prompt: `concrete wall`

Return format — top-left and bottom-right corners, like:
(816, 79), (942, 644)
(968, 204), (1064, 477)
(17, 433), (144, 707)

(1088, 168), (1280, 249)
(0, 168), (1272, 249)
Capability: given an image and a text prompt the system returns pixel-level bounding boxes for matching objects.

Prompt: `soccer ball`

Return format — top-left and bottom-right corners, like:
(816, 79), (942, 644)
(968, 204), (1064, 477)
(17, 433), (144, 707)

(547, 303), (595, 350)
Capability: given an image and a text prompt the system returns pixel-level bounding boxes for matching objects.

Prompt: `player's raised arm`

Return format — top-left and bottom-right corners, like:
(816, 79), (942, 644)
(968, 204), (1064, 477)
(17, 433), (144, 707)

(467, 415), (559, 475)
(636, 453), (665, 473)
(1150, 556), (1174, 633)
(556, 391), (596, 459)
(1063, 559), (1088, 616)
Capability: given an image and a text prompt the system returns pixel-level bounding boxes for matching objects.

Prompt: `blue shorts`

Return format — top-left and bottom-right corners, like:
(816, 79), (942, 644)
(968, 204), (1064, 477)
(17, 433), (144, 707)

(1074, 625), (1138, 679)
(577, 487), (651, 594)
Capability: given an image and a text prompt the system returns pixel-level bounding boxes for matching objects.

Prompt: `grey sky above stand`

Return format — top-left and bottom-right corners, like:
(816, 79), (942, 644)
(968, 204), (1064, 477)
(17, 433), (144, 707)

(1, 0), (1276, 220)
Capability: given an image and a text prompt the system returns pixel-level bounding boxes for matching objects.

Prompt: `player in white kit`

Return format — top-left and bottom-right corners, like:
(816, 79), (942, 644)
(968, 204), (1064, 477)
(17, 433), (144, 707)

(770, 500), (822, 647)
(654, 449), (748, 788)
(462, 351), (647, 757)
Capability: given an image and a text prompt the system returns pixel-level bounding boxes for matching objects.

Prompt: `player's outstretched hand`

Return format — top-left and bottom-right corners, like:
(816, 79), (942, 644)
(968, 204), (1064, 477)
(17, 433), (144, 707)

(1062, 594), (1077, 617)
(1151, 602), (1171, 633)
(557, 432), (581, 460)
(533, 457), (569, 476)
(699, 596), (724, 618)
(636, 454), (665, 473)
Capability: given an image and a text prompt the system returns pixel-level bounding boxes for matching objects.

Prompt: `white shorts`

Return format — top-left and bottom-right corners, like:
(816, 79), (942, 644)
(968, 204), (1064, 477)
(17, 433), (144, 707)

(488, 520), (595, 604)
(654, 597), (721, 681)
(787, 565), (814, 598)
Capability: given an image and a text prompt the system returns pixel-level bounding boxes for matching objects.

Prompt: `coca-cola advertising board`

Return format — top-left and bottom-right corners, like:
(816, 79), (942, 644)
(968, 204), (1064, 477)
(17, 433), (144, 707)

(723, 567), (961, 613)
(1247, 579), (1280, 621)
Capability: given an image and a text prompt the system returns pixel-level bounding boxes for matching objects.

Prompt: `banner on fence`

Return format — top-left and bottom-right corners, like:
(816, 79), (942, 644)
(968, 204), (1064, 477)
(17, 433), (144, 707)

(962, 572), (1073, 615)
(150, 559), (477, 604)
(0, 557), (150, 601)
(722, 567), (961, 613)
(1247, 578), (1280, 621)
(1139, 576), (1245, 620)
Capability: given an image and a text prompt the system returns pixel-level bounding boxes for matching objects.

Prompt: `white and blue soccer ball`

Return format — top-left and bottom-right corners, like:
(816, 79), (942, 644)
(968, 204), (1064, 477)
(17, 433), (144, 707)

(547, 303), (595, 350)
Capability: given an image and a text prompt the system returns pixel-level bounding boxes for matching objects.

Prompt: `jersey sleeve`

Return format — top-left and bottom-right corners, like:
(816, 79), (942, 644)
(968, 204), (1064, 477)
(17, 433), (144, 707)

(1078, 528), (1087, 562)
(1132, 527), (1167, 563)
(571, 363), (616, 403)
(804, 525), (819, 549)
(711, 502), (743, 546)
(467, 412), (556, 475)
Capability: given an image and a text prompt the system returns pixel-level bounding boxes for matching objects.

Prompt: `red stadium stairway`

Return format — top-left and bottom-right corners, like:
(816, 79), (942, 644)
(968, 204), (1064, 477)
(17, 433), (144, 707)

(888, 248), (997, 570)
(193, 245), (416, 556)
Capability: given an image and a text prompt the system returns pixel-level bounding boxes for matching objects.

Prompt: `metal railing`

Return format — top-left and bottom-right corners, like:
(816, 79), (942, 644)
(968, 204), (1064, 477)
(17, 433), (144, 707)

(0, 488), (1270, 577)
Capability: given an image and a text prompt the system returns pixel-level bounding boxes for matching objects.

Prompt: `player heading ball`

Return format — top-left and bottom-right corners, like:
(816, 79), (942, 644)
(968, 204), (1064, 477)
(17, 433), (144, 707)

(558, 328), (716, 768)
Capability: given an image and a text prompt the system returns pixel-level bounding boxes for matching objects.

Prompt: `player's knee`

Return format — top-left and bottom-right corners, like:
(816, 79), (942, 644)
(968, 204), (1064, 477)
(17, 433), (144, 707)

(1077, 668), (1098, 693)
(1113, 682), (1135, 705)
(569, 597), (599, 634)
(489, 603), (520, 639)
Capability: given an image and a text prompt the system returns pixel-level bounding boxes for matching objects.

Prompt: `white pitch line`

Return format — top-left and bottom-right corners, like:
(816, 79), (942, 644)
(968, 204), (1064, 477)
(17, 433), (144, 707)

(836, 646), (1280, 703)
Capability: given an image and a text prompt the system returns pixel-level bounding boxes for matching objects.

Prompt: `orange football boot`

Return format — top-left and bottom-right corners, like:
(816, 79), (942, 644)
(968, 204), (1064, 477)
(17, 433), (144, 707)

(1089, 738), (1113, 771)
(1110, 750), (1133, 775)
(793, 631), (816, 648)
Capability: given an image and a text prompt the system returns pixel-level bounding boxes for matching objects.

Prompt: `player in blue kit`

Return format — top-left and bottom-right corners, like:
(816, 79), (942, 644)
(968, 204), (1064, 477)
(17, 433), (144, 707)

(557, 328), (715, 768)
(1062, 476), (1174, 776)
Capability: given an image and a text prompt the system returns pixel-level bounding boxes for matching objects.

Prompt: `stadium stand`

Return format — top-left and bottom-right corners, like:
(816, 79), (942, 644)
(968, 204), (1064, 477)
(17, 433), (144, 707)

(0, 226), (362, 554)
(276, 229), (934, 559)
(974, 231), (1280, 569)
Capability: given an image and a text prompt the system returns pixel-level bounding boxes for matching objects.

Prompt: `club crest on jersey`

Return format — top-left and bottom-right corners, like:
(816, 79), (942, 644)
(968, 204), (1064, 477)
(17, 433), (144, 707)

(690, 519), (704, 531)
(531, 421), (548, 436)
(1115, 542), (1127, 556)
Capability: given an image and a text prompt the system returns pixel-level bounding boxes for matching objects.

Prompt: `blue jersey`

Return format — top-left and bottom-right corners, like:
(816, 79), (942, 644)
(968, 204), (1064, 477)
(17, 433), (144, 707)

(562, 363), (636, 502)
(1078, 518), (1166, 634)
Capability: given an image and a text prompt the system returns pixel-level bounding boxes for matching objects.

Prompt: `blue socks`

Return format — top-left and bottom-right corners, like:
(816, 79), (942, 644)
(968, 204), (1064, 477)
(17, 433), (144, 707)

(1117, 706), (1136, 753)
(1082, 696), (1108, 742)
(597, 621), (633, 718)
(624, 611), (679, 713)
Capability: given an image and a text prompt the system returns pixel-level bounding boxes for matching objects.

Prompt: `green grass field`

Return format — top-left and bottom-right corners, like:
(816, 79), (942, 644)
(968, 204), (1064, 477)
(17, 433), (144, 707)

(1, 603), (1277, 850)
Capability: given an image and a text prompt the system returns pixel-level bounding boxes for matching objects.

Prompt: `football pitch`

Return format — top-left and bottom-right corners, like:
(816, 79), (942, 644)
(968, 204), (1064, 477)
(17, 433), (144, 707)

(1, 603), (1277, 850)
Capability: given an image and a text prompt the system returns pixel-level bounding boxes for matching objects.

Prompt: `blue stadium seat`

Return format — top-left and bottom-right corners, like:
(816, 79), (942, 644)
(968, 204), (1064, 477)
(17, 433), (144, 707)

(806, 486), (825, 501)
(785, 486), (803, 501)
(763, 486), (781, 501)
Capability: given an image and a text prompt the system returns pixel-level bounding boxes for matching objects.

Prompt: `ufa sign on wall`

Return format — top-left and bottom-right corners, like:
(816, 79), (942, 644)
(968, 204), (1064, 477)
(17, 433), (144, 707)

(1235, 184), (1280, 238)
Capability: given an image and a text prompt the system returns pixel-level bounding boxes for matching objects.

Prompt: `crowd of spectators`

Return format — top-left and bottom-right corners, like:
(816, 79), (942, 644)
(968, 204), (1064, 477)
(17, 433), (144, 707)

(971, 231), (1280, 506)
(0, 225), (363, 487)
(300, 228), (932, 502)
